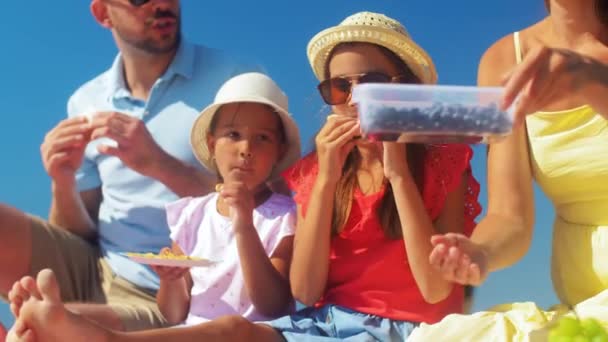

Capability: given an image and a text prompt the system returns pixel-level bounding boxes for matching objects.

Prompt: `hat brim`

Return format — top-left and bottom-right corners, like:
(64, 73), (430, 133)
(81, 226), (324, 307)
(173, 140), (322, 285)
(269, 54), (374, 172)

(190, 97), (301, 179)
(307, 25), (438, 84)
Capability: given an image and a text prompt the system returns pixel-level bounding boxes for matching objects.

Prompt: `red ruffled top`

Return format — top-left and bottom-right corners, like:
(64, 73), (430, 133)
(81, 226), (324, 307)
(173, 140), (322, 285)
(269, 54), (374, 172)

(282, 144), (481, 323)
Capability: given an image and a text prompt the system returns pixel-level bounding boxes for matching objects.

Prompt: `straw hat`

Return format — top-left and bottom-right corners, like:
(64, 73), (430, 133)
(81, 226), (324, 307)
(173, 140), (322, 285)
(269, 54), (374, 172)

(307, 11), (437, 84)
(190, 72), (301, 178)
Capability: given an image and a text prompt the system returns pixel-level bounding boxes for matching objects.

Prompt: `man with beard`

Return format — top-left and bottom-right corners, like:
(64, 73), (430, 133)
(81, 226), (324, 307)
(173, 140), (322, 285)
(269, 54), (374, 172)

(0, 0), (258, 332)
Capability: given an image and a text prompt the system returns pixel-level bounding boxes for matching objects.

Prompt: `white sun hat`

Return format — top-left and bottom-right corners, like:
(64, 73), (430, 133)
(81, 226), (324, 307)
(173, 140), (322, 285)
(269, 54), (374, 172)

(307, 11), (438, 84)
(190, 72), (301, 178)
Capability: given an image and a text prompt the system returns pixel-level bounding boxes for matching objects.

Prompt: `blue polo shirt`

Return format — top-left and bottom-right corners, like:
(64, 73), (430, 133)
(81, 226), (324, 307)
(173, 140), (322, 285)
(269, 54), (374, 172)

(67, 39), (259, 290)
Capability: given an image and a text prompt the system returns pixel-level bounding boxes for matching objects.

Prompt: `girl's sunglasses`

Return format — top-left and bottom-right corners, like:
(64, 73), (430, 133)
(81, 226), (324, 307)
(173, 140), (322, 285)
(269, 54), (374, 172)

(129, 0), (151, 6)
(317, 72), (416, 105)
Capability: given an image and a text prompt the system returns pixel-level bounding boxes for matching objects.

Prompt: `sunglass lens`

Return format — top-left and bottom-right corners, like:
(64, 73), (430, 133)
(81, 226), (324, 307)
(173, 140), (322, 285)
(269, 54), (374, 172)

(319, 78), (350, 105)
(129, 0), (151, 6)
(359, 72), (392, 84)
(318, 73), (395, 105)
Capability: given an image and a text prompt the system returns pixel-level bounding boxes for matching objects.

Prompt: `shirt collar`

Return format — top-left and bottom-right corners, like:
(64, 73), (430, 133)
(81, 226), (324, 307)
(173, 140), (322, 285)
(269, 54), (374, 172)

(165, 37), (195, 80)
(108, 37), (195, 101)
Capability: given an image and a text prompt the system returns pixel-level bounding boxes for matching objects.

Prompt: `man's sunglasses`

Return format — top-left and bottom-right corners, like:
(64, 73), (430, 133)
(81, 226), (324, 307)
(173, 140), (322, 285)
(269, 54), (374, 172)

(317, 72), (417, 105)
(128, 0), (151, 7)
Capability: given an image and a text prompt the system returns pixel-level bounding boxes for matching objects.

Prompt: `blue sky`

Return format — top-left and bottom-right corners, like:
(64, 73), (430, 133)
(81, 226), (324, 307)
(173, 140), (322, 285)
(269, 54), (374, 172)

(0, 0), (555, 328)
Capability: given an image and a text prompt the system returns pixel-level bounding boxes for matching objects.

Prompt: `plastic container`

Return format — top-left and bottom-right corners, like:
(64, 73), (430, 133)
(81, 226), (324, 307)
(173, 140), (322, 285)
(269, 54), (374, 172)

(351, 83), (514, 144)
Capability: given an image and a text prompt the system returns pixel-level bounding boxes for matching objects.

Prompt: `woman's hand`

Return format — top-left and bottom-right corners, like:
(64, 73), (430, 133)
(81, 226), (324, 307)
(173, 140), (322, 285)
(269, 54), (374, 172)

(429, 233), (489, 286)
(501, 45), (606, 125)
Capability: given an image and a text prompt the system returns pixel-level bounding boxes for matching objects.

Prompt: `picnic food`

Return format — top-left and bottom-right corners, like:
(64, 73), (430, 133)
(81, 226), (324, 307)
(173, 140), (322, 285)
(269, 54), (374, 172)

(548, 316), (608, 342)
(359, 102), (511, 143)
(125, 250), (201, 261)
(362, 102), (510, 134)
(352, 83), (513, 144)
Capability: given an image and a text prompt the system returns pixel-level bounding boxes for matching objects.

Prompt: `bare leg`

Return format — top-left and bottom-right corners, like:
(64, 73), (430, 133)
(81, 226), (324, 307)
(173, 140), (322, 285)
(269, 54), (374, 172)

(0, 204), (32, 294)
(0, 205), (124, 333)
(9, 270), (284, 342)
(111, 316), (283, 342)
(66, 304), (125, 331)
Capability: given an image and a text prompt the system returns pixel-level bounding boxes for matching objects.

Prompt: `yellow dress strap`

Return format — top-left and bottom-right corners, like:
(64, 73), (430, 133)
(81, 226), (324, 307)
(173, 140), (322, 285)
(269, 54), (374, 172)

(513, 31), (523, 64)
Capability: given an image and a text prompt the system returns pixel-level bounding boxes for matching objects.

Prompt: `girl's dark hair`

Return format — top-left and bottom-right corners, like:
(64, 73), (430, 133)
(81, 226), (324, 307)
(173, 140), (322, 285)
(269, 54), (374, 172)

(544, 0), (608, 25)
(323, 42), (426, 239)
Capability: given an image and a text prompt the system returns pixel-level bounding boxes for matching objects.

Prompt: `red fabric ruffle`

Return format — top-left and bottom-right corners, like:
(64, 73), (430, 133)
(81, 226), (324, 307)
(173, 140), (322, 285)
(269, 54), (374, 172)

(282, 144), (481, 236)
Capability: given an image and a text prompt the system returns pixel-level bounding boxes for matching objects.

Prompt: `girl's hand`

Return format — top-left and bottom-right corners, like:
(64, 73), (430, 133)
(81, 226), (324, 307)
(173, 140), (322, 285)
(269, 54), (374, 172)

(429, 233), (489, 286)
(152, 248), (190, 282)
(219, 170), (255, 226)
(501, 44), (602, 125)
(315, 115), (360, 184)
(383, 142), (410, 182)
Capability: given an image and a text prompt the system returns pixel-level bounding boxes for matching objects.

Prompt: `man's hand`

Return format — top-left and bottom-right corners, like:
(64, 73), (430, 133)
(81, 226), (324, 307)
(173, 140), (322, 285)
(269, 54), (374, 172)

(41, 117), (92, 187)
(89, 112), (170, 176)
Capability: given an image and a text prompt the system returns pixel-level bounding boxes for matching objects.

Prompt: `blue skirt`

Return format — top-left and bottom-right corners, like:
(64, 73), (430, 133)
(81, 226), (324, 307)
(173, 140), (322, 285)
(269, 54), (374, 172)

(263, 304), (418, 341)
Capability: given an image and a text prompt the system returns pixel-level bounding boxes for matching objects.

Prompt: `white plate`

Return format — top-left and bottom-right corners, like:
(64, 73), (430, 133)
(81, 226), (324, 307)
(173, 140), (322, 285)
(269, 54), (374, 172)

(122, 253), (218, 268)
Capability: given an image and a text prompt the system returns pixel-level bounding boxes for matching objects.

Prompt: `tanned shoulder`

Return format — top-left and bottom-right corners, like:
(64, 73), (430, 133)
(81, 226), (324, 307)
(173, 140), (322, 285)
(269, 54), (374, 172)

(478, 19), (548, 87)
(478, 33), (519, 87)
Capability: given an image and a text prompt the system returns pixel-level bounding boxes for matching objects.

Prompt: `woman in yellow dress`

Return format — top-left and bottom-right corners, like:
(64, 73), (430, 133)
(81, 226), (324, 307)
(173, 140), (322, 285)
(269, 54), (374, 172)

(410, 0), (608, 340)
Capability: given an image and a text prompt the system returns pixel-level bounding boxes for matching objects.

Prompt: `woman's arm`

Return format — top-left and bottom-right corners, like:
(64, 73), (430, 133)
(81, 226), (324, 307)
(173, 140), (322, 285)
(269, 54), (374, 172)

(473, 36), (536, 274)
(429, 35), (536, 286)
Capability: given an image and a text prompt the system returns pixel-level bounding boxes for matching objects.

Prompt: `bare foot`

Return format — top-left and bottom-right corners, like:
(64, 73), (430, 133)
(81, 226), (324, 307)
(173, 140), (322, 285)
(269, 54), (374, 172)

(6, 320), (35, 342)
(8, 275), (39, 318)
(8, 269), (112, 342)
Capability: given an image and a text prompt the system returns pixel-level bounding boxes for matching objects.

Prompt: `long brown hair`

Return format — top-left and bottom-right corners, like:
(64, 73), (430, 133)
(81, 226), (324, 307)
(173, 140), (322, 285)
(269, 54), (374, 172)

(323, 42), (427, 239)
(544, 0), (608, 25)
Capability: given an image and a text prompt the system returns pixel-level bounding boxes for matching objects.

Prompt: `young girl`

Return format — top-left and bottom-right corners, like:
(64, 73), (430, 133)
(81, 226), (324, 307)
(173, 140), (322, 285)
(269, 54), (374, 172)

(5, 12), (480, 342)
(6, 72), (303, 340)
(152, 71), (302, 326)
(265, 11), (480, 340)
